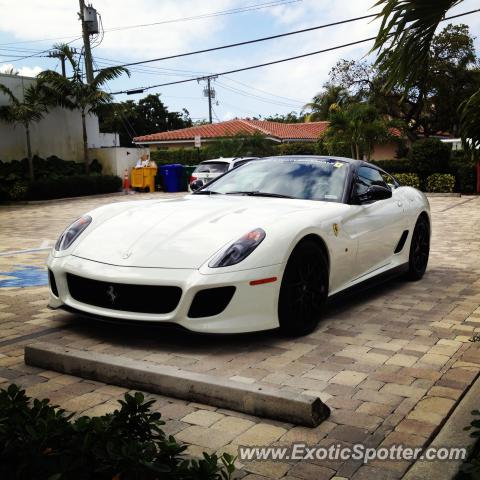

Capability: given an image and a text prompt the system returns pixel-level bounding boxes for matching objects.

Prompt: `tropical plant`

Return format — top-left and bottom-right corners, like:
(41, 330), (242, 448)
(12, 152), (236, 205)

(0, 384), (236, 479)
(0, 81), (50, 180)
(371, 0), (480, 152)
(323, 103), (392, 160)
(39, 44), (129, 173)
(303, 83), (351, 121)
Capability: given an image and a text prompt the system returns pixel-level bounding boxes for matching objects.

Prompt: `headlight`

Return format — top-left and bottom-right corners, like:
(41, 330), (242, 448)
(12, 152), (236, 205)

(55, 215), (92, 251)
(209, 228), (266, 268)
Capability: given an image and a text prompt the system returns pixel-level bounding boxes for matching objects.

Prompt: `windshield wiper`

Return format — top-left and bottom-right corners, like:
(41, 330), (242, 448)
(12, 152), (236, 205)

(224, 191), (294, 199)
(193, 190), (222, 195)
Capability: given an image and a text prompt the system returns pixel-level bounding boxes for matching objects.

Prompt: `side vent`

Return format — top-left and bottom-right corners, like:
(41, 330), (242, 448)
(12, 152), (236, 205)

(394, 230), (409, 254)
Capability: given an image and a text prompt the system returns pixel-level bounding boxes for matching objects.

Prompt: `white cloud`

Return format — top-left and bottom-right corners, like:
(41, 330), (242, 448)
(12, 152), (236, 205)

(0, 64), (43, 77)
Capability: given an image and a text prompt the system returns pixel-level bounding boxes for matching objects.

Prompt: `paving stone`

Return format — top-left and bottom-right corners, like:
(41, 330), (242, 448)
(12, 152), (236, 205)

(212, 416), (255, 435)
(330, 370), (368, 387)
(234, 424), (287, 446)
(182, 409), (225, 427)
(288, 462), (336, 480)
(176, 425), (238, 450)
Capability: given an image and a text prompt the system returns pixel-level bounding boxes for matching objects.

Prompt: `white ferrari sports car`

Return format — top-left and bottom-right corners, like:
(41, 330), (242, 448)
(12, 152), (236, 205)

(48, 156), (430, 336)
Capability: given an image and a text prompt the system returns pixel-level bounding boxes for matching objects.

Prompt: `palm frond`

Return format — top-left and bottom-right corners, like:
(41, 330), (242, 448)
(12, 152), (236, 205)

(50, 43), (78, 71)
(460, 87), (480, 157)
(92, 66), (130, 88)
(0, 83), (19, 105)
(371, 0), (461, 91)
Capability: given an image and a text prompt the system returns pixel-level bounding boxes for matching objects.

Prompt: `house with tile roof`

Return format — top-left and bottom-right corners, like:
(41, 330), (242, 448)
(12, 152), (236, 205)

(133, 118), (403, 160)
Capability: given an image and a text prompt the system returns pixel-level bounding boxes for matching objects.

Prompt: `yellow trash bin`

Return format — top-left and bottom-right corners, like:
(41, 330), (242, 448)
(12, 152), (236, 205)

(143, 167), (157, 193)
(130, 167), (157, 192)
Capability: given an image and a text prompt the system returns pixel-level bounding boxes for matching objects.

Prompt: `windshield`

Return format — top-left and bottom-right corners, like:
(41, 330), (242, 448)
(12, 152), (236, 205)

(198, 157), (349, 202)
(195, 162), (229, 173)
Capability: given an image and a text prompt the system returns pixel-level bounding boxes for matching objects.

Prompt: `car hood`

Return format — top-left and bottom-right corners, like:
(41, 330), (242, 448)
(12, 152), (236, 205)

(72, 195), (346, 269)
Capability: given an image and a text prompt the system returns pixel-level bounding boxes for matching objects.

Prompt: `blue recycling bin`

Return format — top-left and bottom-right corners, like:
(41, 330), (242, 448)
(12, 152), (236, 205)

(159, 164), (183, 192)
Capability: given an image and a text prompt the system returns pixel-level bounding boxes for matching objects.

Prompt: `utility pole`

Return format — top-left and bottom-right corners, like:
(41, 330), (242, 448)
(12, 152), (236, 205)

(198, 75), (218, 123)
(78, 0), (97, 83)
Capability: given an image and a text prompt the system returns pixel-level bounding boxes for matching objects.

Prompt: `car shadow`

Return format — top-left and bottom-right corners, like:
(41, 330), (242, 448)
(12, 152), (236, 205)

(60, 273), (410, 354)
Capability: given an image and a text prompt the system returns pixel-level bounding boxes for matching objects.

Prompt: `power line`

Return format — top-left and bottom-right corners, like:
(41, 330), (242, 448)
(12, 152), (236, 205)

(104, 0), (300, 33)
(97, 12), (379, 70)
(0, 0), (298, 48)
(111, 37), (376, 94)
(110, 7), (480, 95)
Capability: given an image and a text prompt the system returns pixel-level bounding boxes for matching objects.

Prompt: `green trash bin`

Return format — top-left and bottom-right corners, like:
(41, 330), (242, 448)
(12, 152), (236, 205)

(182, 165), (198, 191)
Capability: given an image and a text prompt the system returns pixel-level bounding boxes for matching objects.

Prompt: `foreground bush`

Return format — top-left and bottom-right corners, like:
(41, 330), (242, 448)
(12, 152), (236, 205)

(0, 384), (235, 480)
(426, 173), (456, 193)
(394, 173), (421, 189)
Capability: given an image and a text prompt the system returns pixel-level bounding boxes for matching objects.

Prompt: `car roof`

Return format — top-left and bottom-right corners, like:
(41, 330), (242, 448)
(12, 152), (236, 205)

(200, 157), (258, 165)
(259, 155), (362, 166)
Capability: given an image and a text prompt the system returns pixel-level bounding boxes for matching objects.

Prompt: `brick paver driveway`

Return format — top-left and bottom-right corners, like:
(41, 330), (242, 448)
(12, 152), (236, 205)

(1, 193), (479, 480)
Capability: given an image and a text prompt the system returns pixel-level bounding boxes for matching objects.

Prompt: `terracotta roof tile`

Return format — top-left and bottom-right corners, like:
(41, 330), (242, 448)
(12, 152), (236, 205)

(133, 119), (329, 143)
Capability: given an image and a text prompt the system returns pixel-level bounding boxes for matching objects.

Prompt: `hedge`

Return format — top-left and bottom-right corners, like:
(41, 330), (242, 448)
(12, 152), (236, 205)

(25, 174), (122, 200)
(394, 173), (421, 189)
(0, 384), (235, 480)
(409, 138), (450, 178)
(426, 173), (456, 193)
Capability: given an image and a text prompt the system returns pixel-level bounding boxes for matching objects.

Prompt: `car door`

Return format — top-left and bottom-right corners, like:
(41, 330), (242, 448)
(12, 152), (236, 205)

(342, 165), (407, 279)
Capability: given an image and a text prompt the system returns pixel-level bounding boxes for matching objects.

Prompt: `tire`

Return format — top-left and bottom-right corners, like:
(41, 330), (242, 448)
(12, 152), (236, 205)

(406, 215), (430, 281)
(278, 240), (328, 336)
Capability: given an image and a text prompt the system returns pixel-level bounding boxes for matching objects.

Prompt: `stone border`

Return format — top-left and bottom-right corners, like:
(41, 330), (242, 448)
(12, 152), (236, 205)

(425, 192), (462, 197)
(24, 342), (330, 427)
(403, 370), (480, 479)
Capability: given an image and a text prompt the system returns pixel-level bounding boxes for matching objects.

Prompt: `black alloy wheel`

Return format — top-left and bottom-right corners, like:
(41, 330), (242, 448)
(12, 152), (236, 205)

(407, 216), (430, 281)
(278, 240), (328, 336)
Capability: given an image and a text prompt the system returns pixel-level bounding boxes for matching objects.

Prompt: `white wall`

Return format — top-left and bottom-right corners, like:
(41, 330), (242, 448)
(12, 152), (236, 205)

(0, 73), (116, 161)
(89, 147), (150, 177)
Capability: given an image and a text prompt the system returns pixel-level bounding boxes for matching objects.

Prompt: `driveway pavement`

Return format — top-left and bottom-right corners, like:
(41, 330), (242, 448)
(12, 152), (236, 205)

(0, 193), (479, 480)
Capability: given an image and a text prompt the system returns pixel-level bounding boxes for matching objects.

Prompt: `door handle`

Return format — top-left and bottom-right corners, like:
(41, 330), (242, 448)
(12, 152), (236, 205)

(397, 201), (403, 207)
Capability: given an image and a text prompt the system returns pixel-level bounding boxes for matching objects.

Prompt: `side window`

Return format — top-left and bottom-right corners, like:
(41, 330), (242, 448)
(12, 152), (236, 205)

(380, 171), (397, 189)
(355, 166), (388, 196)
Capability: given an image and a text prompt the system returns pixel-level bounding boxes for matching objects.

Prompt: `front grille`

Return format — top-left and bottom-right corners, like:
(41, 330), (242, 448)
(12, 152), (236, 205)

(66, 273), (182, 314)
(188, 286), (236, 318)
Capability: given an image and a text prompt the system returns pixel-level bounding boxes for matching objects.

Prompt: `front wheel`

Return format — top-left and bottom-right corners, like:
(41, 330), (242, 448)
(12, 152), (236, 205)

(278, 240), (328, 336)
(406, 216), (430, 281)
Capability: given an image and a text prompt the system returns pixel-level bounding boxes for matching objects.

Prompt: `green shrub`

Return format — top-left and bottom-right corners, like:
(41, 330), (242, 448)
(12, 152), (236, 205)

(394, 173), (421, 189)
(27, 175), (122, 200)
(426, 173), (456, 193)
(409, 138), (450, 179)
(370, 158), (411, 174)
(461, 408), (480, 476)
(0, 384), (235, 480)
(449, 153), (477, 193)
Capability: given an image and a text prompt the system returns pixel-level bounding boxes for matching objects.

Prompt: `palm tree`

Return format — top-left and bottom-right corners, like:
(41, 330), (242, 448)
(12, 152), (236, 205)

(39, 44), (129, 172)
(0, 81), (50, 180)
(303, 84), (350, 121)
(371, 0), (478, 152)
(324, 104), (391, 160)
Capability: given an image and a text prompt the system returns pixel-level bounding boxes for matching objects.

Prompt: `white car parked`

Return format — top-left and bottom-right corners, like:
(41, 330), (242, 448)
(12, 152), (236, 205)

(48, 156), (430, 336)
(188, 157), (258, 191)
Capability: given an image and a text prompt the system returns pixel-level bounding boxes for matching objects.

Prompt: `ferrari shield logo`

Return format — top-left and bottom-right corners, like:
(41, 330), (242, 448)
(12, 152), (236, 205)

(332, 223), (340, 236)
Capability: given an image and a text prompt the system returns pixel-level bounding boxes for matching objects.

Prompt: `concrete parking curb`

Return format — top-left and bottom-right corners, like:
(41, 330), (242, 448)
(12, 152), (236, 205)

(24, 342), (330, 427)
(402, 369), (480, 480)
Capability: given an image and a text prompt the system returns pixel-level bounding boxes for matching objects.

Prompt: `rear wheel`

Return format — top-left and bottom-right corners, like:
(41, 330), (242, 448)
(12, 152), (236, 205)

(406, 216), (430, 281)
(278, 240), (328, 336)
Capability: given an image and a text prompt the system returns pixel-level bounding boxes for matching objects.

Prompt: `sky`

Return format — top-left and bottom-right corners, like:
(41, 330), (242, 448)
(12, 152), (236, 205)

(1, 0), (479, 129)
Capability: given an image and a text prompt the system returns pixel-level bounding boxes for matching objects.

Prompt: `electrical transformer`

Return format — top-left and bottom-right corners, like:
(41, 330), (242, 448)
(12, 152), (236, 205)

(84, 5), (99, 34)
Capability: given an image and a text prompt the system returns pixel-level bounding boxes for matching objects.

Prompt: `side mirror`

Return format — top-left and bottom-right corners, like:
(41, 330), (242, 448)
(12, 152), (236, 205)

(190, 179), (204, 192)
(360, 185), (392, 202)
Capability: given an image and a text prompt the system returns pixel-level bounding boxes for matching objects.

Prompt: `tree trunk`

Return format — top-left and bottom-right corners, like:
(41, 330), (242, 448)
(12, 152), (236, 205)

(81, 110), (89, 174)
(25, 123), (34, 181)
(355, 143), (360, 160)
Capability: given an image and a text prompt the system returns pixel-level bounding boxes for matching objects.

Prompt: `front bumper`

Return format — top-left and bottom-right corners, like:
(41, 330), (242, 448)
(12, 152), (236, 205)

(47, 253), (284, 333)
